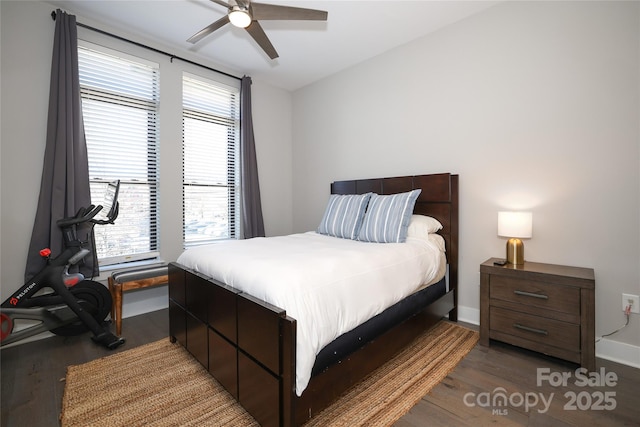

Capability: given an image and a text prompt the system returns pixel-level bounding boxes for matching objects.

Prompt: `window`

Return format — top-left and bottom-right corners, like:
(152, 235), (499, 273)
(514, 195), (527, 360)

(78, 43), (160, 266)
(182, 73), (240, 247)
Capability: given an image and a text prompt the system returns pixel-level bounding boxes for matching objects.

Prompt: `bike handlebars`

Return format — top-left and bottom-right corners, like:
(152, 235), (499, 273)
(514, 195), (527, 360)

(55, 180), (120, 229)
(92, 201), (119, 225)
(56, 205), (103, 228)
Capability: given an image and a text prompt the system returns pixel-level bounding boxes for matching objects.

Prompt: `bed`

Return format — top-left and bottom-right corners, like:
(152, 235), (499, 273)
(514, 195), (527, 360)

(168, 172), (459, 427)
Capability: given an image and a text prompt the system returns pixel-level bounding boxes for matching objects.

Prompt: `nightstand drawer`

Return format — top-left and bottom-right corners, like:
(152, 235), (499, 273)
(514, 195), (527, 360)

(490, 275), (579, 316)
(480, 259), (595, 370)
(490, 307), (580, 352)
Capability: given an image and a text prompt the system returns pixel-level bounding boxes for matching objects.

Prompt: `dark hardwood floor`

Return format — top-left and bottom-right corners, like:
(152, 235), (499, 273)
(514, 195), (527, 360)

(1, 309), (169, 427)
(1, 309), (638, 426)
(395, 329), (640, 427)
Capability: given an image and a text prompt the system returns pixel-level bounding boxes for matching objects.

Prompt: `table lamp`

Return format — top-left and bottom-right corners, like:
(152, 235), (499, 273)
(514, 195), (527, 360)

(498, 212), (532, 265)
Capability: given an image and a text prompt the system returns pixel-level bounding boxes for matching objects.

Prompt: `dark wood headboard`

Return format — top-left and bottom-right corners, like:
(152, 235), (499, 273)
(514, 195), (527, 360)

(331, 173), (459, 305)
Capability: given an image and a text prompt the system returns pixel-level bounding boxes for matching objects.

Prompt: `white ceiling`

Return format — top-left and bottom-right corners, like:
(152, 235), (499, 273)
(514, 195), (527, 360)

(46, 1), (499, 91)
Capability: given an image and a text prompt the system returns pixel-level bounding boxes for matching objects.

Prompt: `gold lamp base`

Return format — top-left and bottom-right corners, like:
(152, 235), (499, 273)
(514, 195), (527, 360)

(506, 238), (525, 264)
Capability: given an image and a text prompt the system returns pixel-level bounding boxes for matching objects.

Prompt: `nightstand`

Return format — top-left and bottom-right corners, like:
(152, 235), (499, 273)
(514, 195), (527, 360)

(480, 258), (595, 371)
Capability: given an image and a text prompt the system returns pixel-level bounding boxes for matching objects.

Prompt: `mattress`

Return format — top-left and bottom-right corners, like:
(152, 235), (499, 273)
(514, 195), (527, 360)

(176, 231), (445, 395)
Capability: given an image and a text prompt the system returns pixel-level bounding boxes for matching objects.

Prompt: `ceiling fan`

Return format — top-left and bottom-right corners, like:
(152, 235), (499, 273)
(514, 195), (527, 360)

(187, 0), (328, 59)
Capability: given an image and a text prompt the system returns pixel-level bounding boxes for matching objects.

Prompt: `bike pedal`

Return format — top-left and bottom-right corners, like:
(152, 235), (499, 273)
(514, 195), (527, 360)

(92, 331), (126, 350)
(107, 336), (126, 350)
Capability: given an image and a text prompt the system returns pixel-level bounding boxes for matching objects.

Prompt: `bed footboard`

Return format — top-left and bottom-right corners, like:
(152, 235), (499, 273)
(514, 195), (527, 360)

(168, 263), (297, 427)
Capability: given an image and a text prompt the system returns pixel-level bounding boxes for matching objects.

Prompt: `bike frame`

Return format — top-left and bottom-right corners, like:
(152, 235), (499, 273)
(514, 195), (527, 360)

(0, 246), (91, 345)
(3, 247), (86, 309)
(1, 181), (125, 349)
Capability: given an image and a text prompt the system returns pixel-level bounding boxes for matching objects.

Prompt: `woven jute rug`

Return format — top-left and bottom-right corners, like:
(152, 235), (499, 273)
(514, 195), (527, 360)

(60, 321), (478, 427)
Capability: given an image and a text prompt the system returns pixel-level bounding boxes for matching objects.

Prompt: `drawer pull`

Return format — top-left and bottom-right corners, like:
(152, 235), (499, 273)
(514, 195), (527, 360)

(514, 290), (548, 300)
(513, 323), (548, 335)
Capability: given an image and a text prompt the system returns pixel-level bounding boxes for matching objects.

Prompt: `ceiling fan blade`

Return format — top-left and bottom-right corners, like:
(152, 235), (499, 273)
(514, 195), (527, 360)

(245, 21), (278, 59)
(209, 0), (231, 8)
(250, 3), (327, 21)
(187, 15), (230, 43)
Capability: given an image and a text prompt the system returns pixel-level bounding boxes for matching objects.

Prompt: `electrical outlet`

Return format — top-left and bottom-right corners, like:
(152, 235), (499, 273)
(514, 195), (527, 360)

(622, 293), (640, 314)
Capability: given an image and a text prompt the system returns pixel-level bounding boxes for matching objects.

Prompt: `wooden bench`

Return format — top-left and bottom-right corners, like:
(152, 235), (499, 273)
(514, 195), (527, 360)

(108, 264), (169, 336)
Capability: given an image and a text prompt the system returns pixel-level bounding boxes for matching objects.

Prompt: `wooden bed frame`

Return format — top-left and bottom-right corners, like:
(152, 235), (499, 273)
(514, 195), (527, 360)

(168, 172), (458, 427)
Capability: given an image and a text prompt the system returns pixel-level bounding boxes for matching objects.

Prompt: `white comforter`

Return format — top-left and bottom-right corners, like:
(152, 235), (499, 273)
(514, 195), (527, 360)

(176, 231), (444, 395)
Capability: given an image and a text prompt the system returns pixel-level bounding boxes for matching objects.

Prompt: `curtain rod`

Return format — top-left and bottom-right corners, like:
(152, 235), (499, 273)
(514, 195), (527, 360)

(51, 10), (241, 82)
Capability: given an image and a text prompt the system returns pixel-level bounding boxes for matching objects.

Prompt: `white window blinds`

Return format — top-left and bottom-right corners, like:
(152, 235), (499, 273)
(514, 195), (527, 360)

(78, 44), (160, 265)
(182, 73), (240, 247)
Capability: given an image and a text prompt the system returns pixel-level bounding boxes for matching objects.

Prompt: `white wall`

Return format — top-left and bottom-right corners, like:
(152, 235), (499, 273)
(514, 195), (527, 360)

(2, 0), (639, 367)
(292, 1), (640, 362)
(252, 82), (293, 237)
(0, 1), (292, 312)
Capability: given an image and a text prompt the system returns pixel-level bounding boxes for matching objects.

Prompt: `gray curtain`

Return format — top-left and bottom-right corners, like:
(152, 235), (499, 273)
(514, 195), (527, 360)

(24, 10), (96, 281)
(240, 76), (265, 238)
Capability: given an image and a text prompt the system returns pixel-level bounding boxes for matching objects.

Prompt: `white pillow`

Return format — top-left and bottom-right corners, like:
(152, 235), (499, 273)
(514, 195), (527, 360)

(406, 215), (443, 239)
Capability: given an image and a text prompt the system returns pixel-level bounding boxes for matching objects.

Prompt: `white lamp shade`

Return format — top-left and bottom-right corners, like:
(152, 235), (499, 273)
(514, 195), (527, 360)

(229, 8), (252, 28)
(498, 212), (533, 238)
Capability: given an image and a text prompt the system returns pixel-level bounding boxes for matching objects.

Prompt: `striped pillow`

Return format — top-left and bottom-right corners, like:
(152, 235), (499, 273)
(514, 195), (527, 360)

(317, 193), (372, 239)
(357, 189), (422, 243)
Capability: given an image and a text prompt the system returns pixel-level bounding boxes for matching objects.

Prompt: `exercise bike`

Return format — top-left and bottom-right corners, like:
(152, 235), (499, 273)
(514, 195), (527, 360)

(0, 181), (125, 350)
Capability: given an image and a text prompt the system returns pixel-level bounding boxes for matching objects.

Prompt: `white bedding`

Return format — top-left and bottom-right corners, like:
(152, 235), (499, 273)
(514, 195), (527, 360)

(176, 231), (445, 395)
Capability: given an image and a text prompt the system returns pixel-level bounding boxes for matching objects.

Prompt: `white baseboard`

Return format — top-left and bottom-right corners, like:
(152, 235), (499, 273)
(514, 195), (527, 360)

(596, 337), (640, 369)
(455, 304), (640, 370)
(120, 285), (168, 319)
(456, 304), (480, 325)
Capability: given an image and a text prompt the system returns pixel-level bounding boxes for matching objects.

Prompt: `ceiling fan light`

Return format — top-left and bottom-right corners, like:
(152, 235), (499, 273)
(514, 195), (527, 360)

(229, 7), (251, 28)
